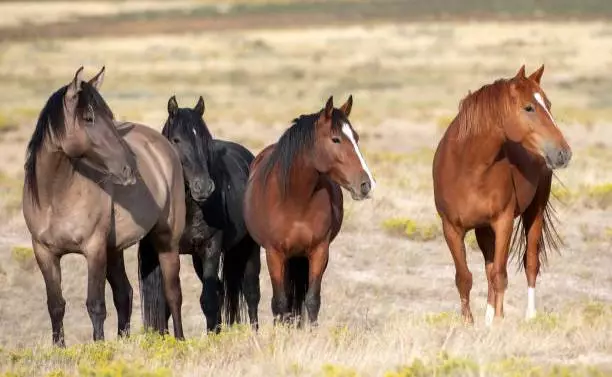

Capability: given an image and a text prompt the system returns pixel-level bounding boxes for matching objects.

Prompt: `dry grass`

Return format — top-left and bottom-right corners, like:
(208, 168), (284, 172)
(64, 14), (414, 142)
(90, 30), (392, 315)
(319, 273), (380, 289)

(0, 2), (611, 376)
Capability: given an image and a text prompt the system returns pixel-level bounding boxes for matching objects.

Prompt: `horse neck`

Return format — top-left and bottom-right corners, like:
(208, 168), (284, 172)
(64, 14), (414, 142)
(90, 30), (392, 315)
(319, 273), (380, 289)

(32, 140), (81, 207)
(284, 152), (320, 206)
(450, 122), (506, 168)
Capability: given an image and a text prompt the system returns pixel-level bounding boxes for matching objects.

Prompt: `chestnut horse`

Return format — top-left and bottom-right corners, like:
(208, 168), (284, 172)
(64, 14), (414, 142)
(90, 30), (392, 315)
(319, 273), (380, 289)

(433, 65), (572, 326)
(244, 96), (375, 325)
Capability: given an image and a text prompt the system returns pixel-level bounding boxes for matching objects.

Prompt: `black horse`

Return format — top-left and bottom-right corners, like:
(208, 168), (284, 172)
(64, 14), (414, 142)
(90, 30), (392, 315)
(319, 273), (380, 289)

(138, 95), (261, 333)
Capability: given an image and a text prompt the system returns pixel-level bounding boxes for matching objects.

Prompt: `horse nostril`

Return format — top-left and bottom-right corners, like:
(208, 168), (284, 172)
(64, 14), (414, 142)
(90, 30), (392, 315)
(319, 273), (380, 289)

(207, 181), (215, 194)
(123, 165), (132, 178)
(360, 181), (371, 196)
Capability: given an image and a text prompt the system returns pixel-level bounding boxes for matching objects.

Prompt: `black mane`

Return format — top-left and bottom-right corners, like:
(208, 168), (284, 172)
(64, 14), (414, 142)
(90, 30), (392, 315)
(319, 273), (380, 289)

(259, 108), (346, 196)
(24, 81), (115, 203)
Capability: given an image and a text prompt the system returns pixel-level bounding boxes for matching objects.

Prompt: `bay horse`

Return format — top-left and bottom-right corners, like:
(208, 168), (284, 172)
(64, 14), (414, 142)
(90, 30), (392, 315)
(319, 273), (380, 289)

(139, 95), (260, 333)
(432, 65), (572, 326)
(22, 67), (186, 346)
(244, 96), (375, 325)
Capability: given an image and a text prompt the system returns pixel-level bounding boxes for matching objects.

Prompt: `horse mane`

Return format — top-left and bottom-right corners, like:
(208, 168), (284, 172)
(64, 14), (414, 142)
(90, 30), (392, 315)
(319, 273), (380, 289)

(259, 109), (344, 196)
(453, 79), (512, 140)
(24, 82), (115, 204)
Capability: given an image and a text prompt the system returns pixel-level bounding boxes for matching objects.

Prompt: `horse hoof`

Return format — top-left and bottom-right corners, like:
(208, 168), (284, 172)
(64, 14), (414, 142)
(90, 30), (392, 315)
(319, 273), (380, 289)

(484, 304), (495, 327)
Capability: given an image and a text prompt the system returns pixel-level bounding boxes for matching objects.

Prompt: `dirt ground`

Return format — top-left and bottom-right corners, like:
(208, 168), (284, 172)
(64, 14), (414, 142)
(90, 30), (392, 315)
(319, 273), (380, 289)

(0, 1), (611, 376)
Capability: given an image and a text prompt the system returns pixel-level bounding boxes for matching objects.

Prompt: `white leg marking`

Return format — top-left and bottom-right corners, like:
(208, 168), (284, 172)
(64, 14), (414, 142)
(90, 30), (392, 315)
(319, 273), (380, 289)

(485, 303), (495, 327)
(534, 92), (558, 127)
(341, 123), (376, 191)
(525, 287), (537, 320)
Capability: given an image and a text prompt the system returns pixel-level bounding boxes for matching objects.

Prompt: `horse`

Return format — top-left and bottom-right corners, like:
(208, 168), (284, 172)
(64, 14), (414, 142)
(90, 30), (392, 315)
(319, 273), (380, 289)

(22, 67), (186, 346)
(432, 65), (572, 326)
(138, 95), (261, 333)
(244, 96), (375, 326)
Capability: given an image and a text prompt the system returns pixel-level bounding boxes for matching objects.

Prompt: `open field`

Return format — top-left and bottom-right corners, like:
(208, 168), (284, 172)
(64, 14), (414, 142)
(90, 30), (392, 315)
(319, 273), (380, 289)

(1, 1), (612, 376)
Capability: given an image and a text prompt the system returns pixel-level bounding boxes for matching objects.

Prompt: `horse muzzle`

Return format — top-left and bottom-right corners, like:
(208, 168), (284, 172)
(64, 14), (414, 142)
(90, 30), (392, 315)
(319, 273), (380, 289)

(541, 143), (572, 170)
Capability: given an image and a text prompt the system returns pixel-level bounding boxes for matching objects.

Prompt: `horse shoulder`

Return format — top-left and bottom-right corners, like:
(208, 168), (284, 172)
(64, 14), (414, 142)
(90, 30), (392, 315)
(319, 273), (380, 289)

(111, 123), (185, 249)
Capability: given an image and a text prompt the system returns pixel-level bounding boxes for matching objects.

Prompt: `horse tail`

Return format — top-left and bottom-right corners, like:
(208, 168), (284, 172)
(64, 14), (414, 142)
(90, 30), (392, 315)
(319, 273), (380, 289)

(137, 233), (169, 333)
(287, 256), (309, 321)
(510, 197), (563, 272)
(220, 240), (249, 327)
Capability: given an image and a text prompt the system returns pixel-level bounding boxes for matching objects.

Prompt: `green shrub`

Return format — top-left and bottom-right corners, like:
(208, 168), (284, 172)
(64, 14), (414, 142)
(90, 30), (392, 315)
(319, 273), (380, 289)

(11, 246), (35, 271)
(382, 217), (441, 241)
(78, 361), (171, 377)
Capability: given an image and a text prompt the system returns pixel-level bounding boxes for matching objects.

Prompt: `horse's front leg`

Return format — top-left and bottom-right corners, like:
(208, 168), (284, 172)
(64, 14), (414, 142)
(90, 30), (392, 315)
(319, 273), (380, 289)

(491, 211), (514, 321)
(33, 241), (66, 347)
(266, 248), (289, 324)
(197, 232), (223, 333)
(522, 172), (553, 320)
(305, 243), (329, 327)
(85, 241), (109, 342)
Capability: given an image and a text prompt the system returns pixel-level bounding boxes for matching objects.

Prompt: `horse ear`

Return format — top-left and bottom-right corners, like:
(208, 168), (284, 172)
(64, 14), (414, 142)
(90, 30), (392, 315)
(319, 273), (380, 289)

(339, 95), (353, 117)
(529, 64), (545, 84)
(66, 66), (84, 100)
(88, 66), (105, 90)
(324, 96), (334, 119)
(168, 95), (178, 117)
(515, 65), (526, 79)
(194, 96), (205, 116)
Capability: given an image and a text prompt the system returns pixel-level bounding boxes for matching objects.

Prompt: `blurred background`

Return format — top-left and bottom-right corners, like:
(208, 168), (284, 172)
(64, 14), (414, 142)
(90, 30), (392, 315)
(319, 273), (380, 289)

(1, 1), (612, 375)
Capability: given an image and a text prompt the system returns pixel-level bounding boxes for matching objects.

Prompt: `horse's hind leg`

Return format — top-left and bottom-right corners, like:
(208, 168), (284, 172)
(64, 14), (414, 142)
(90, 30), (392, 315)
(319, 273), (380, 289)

(242, 239), (261, 330)
(33, 242), (66, 347)
(475, 226), (495, 326)
(85, 244), (108, 342)
(156, 246), (184, 340)
(441, 219), (473, 324)
(106, 249), (133, 337)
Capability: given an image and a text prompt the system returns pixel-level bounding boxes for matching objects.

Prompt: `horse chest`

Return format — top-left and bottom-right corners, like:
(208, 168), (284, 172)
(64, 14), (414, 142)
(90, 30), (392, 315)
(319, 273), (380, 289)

(31, 197), (110, 253)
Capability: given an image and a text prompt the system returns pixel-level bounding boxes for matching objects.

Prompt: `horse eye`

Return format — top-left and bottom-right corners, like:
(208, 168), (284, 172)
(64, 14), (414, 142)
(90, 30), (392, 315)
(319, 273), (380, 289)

(332, 136), (341, 144)
(83, 114), (94, 123)
(524, 104), (535, 113)
(172, 137), (180, 144)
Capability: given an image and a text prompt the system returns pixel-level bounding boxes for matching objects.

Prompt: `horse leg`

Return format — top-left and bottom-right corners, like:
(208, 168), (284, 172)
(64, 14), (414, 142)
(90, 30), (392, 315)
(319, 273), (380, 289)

(33, 242), (66, 347)
(242, 239), (261, 330)
(106, 249), (133, 337)
(475, 226), (495, 327)
(199, 233), (223, 333)
(305, 244), (329, 327)
(156, 247), (184, 340)
(85, 245), (108, 342)
(490, 212), (514, 320)
(522, 173), (552, 320)
(442, 219), (472, 324)
(266, 248), (289, 324)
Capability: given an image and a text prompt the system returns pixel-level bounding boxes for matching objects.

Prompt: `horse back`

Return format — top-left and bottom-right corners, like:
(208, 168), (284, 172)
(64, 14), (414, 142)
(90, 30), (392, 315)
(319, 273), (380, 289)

(206, 139), (254, 248)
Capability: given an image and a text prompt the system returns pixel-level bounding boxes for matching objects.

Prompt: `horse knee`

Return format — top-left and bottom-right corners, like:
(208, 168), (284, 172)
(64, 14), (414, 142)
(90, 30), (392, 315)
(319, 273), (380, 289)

(455, 270), (473, 293)
(491, 269), (508, 292)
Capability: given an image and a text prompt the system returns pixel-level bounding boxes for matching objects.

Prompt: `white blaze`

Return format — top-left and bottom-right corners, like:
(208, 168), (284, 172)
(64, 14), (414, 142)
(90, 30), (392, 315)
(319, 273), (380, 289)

(192, 128), (197, 136)
(534, 93), (558, 127)
(525, 287), (536, 320)
(341, 122), (376, 191)
(485, 303), (495, 327)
